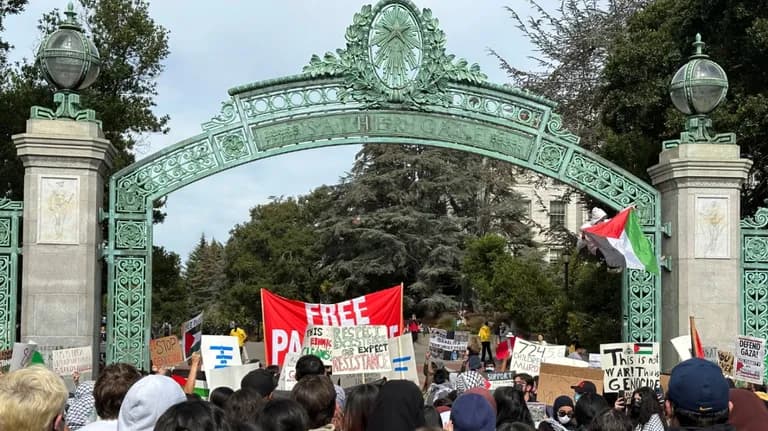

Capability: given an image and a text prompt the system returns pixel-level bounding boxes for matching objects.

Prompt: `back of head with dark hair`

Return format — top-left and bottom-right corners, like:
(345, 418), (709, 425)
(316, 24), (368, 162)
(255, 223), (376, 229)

(225, 389), (266, 425)
(433, 368), (449, 385)
(93, 362), (142, 419)
(295, 355), (325, 381)
(256, 398), (309, 431)
(155, 400), (234, 431)
(342, 383), (379, 431)
(497, 422), (535, 431)
(588, 408), (632, 431)
(494, 386), (534, 427)
(291, 374), (336, 429)
(575, 392), (610, 429)
(423, 405), (442, 428)
(210, 387), (235, 409)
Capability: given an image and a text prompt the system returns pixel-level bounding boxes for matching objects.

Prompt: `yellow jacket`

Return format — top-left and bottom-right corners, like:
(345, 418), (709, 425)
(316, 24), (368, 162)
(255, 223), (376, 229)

(478, 325), (491, 342)
(230, 327), (247, 347)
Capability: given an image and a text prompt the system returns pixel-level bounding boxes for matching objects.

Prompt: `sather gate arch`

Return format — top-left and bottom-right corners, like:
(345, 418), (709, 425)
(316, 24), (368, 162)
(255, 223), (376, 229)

(105, 0), (663, 368)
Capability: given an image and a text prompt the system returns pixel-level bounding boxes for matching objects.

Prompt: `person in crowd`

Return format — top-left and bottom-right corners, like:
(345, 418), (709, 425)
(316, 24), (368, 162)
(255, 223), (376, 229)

(67, 380), (96, 430)
(571, 381), (597, 403)
(210, 387), (235, 409)
(628, 387), (665, 431)
(728, 388), (768, 431)
(258, 398), (310, 431)
(230, 321), (248, 356)
(538, 395), (577, 431)
(588, 409), (632, 431)
(568, 343), (587, 361)
(466, 387), (497, 413)
(342, 383), (379, 431)
(498, 423), (536, 431)
(455, 355), (487, 394)
(575, 392), (609, 431)
(242, 368), (279, 399)
(154, 400), (234, 431)
(466, 335), (482, 363)
(367, 380), (426, 431)
(495, 386), (535, 428)
(445, 392), (495, 431)
(0, 365), (69, 431)
(80, 362), (143, 431)
(423, 405), (442, 428)
(425, 367), (453, 406)
(296, 354), (347, 409)
(117, 374), (187, 431)
(408, 315), (420, 343)
(665, 358), (733, 430)
(225, 388), (266, 426)
(292, 375), (337, 431)
(514, 373), (537, 402)
(478, 321), (492, 364)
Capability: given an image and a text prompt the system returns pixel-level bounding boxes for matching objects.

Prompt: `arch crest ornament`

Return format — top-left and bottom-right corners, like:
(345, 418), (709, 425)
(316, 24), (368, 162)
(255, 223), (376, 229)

(106, 0), (662, 369)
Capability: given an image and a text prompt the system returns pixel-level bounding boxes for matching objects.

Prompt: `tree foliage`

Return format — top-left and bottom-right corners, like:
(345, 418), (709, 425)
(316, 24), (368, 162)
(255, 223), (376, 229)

(184, 235), (227, 318)
(151, 245), (187, 329)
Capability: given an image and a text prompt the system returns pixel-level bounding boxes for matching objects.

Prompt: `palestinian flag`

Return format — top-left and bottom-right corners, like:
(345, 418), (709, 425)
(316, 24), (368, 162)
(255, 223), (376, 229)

(690, 316), (705, 359)
(633, 343), (654, 355)
(181, 313), (203, 360)
(582, 207), (659, 274)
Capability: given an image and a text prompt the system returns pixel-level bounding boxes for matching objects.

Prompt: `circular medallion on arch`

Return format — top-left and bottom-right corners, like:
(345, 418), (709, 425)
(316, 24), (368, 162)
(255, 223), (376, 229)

(368, 2), (423, 91)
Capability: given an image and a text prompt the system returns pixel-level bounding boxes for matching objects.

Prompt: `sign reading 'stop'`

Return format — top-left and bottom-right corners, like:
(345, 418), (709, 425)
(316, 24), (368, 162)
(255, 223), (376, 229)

(261, 285), (404, 365)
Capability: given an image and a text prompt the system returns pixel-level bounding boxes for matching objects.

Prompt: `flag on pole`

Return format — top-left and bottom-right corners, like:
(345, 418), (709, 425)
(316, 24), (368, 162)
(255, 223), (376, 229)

(181, 313), (204, 360)
(690, 316), (705, 359)
(581, 207), (659, 274)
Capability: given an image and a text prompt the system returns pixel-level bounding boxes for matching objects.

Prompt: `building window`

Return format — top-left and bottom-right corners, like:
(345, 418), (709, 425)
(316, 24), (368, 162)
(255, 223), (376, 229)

(547, 248), (561, 264)
(550, 200), (566, 227)
(521, 199), (531, 219)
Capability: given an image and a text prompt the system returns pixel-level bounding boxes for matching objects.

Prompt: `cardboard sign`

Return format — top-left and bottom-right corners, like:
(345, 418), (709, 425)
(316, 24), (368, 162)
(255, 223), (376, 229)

(277, 351), (301, 391)
(718, 350), (734, 376)
(51, 346), (92, 375)
(10, 342), (37, 371)
(537, 363), (604, 405)
(735, 335), (765, 384)
(201, 335), (242, 372)
(429, 328), (469, 361)
(528, 402), (547, 426)
(206, 363), (262, 392)
(384, 334), (418, 384)
(0, 349), (12, 372)
(150, 336), (184, 368)
(508, 339), (566, 376)
(670, 335), (692, 362)
(487, 371), (515, 391)
(261, 285), (403, 365)
(704, 346), (719, 364)
(182, 313), (203, 360)
(600, 342), (660, 393)
(331, 325), (391, 375)
(302, 325), (333, 365)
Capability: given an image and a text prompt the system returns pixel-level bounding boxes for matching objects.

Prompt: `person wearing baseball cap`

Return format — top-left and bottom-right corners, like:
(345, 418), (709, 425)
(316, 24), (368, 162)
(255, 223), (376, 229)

(665, 358), (734, 430)
(570, 380), (597, 403)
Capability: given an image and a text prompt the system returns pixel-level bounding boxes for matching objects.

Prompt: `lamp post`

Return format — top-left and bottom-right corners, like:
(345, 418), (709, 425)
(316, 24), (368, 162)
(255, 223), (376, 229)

(562, 250), (570, 293)
(665, 34), (734, 147)
(31, 2), (101, 122)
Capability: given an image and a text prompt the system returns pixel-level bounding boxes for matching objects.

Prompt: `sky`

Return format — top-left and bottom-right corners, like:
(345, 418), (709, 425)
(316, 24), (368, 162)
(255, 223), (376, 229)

(5, 0), (543, 260)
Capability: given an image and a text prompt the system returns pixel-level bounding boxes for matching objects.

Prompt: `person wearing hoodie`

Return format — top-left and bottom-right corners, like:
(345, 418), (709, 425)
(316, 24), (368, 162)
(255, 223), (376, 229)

(727, 388), (768, 431)
(116, 374), (186, 431)
(539, 396), (577, 431)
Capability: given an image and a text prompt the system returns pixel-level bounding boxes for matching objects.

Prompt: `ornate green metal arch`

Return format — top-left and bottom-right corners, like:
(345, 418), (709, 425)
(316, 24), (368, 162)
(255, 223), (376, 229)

(740, 206), (768, 380)
(105, 0), (662, 369)
(0, 199), (22, 350)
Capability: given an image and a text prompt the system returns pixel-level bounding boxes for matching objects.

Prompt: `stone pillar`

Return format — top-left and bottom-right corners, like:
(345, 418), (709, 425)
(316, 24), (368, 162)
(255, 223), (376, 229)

(648, 144), (751, 371)
(14, 119), (116, 372)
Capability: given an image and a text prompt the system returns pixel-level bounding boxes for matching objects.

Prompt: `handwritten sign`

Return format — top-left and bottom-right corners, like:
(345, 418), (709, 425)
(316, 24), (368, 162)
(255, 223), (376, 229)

(704, 346), (719, 364)
(718, 350), (734, 376)
(277, 351), (301, 391)
(201, 335), (242, 372)
(487, 371), (515, 391)
(10, 342), (37, 371)
(600, 342), (660, 393)
(0, 349), (11, 372)
(528, 402), (547, 426)
(207, 363), (261, 392)
(302, 325), (333, 365)
(385, 334), (418, 384)
(150, 336), (184, 368)
(429, 329), (469, 361)
(51, 346), (92, 375)
(537, 363), (604, 405)
(735, 335), (765, 384)
(331, 325), (391, 375)
(508, 339), (566, 376)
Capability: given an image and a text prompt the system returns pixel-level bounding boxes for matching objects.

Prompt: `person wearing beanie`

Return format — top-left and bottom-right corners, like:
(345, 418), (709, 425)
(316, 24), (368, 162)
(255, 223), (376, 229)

(539, 395), (576, 431)
(727, 388), (768, 431)
(665, 358), (733, 431)
(117, 375), (186, 431)
(447, 393), (495, 431)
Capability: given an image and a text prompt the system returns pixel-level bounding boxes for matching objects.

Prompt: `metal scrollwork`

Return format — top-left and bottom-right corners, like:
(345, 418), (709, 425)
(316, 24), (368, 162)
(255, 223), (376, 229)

(627, 268), (657, 342)
(115, 221), (147, 250)
(110, 257), (147, 365)
(215, 130), (250, 163)
(741, 206), (768, 229)
(740, 208), (768, 381)
(0, 201), (21, 350)
(533, 142), (566, 172)
(202, 101), (240, 131)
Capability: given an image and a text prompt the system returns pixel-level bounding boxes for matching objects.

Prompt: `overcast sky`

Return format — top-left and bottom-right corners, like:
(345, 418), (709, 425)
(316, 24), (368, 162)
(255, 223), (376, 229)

(5, 1), (544, 260)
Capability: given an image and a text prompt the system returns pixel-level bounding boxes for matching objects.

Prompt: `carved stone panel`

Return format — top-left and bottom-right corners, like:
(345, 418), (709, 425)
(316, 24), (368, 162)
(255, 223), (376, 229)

(695, 196), (729, 259)
(38, 176), (79, 244)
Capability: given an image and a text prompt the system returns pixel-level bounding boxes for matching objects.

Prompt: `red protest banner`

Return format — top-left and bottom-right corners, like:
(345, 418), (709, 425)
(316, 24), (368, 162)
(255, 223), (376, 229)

(262, 284), (404, 365)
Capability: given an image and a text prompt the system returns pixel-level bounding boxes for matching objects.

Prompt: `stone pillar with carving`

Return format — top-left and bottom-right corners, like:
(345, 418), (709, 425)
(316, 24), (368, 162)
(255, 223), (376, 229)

(14, 119), (115, 371)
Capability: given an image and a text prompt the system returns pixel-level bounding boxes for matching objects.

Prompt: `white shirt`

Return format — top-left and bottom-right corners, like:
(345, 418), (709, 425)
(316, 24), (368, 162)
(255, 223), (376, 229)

(79, 419), (117, 431)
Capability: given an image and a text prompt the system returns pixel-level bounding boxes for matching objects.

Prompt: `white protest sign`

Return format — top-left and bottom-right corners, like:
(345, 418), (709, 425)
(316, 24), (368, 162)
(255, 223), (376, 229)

(508, 339), (566, 376)
(735, 335), (765, 385)
(277, 351), (301, 390)
(51, 346), (92, 375)
(301, 325), (333, 365)
(588, 353), (601, 368)
(201, 335), (242, 372)
(10, 342), (37, 371)
(384, 334), (418, 384)
(600, 342), (660, 393)
(429, 329), (468, 361)
(331, 325), (391, 375)
(704, 346), (719, 364)
(206, 363), (262, 392)
(670, 335), (692, 362)
(487, 371), (515, 391)
(543, 356), (589, 368)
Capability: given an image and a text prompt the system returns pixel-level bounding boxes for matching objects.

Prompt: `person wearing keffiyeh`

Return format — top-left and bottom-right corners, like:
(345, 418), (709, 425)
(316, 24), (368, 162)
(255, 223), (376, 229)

(67, 380), (96, 430)
(454, 355), (488, 394)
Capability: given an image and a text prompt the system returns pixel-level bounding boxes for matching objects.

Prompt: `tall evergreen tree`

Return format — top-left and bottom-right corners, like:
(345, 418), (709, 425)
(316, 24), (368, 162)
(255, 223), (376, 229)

(151, 246), (188, 329)
(184, 235), (226, 316)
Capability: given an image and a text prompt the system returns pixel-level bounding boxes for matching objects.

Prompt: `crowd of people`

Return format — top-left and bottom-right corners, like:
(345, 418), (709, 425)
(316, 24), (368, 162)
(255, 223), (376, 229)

(0, 351), (766, 431)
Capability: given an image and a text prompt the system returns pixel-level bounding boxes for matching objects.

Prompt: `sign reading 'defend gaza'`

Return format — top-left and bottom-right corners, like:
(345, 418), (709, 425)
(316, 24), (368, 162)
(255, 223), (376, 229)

(331, 325), (392, 375)
(735, 335), (765, 384)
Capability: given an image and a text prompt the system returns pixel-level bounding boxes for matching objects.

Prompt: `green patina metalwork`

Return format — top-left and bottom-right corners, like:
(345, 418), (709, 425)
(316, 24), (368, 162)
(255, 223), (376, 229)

(740, 207), (768, 381)
(0, 199), (22, 350)
(105, 0), (663, 370)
